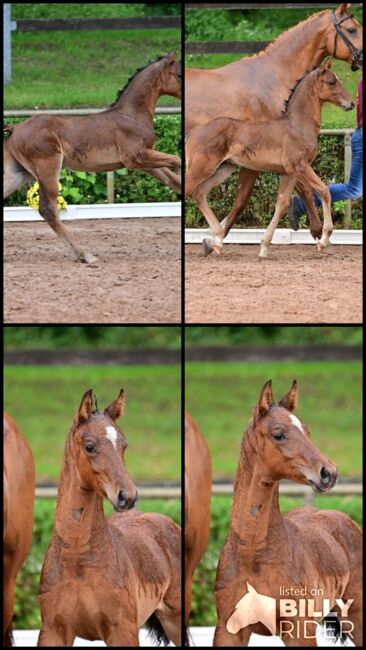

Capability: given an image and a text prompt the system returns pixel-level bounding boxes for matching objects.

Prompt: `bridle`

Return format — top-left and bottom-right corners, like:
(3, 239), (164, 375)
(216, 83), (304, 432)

(332, 11), (363, 70)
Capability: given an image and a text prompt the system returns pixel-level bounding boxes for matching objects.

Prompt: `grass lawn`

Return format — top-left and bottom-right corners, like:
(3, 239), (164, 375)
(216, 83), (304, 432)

(4, 365), (181, 482)
(185, 361), (362, 478)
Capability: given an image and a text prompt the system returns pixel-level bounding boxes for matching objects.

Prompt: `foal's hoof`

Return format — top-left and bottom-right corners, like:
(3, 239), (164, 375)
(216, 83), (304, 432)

(81, 253), (98, 265)
(202, 238), (214, 256)
(213, 245), (223, 256)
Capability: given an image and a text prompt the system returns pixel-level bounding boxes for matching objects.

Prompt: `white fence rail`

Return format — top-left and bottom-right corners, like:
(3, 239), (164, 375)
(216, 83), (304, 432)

(185, 228), (362, 246)
(4, 202), (181, 222)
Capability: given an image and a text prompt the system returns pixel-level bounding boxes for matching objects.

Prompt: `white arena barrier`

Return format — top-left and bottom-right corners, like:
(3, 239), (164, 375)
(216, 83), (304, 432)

(185, 228), (362, 246)
(4, 202), (181, 222)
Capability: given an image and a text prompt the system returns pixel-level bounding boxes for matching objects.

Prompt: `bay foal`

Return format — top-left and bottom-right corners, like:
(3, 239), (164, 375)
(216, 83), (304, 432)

(38, 389), (181, 646)
(4, 53), (181, 263)
(184, 413), (212, 630)
(4, 413), (35, 646)
(214, 380), (362, 647)
(186, 62), (354, 258)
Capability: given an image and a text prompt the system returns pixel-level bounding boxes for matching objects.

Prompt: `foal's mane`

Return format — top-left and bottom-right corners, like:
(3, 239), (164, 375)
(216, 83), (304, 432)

(110, 54), (167, 107)
(281, 66), (319, 114)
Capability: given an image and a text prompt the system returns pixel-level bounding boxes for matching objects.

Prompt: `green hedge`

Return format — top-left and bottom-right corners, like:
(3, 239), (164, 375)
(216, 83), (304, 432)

(185, 135), (362, 229)
(4, 116), (181, 206)
(190, 495), (363, 627)
(14, 498), (181, 630)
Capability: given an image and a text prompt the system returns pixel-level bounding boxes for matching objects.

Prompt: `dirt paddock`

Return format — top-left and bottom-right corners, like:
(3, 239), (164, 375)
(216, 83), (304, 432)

(185, 244), (362, 324)
(4, 218), (181, 323)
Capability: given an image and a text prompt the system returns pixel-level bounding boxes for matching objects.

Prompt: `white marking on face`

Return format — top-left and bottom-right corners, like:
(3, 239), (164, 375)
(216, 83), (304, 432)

(105, 425), (118, 448)
(289, 413), (304, 433)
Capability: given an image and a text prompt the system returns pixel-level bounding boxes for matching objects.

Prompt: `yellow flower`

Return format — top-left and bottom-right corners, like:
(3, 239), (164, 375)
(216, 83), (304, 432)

(26, 181), (68, 210)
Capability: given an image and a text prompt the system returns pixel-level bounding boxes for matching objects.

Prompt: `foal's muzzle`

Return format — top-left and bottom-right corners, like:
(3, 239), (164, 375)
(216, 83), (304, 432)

(308, 465), (338, 493)
(116, 489), (138, 512)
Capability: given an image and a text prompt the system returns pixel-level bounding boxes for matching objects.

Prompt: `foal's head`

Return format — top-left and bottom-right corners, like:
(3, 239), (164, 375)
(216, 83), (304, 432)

(248, 380), (338, 492)
(315, 60), (355, 111)
(156, 51), (181, 99)
(69, 389), (138, 512)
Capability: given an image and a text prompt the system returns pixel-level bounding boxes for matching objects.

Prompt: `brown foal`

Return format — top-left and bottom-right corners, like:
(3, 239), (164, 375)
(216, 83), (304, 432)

(38, 389), (181, 647)
(4, 413), (35, 647)
(4, 52), (181, 263)
(186, 62), (354, 257)
(184, 412), (212, 629)
(214, 380), (362, 647)
(185, 3), (362, 254)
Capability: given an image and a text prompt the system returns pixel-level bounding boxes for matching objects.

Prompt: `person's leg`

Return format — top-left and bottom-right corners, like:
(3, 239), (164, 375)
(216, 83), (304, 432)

(289, 129), (363, 228)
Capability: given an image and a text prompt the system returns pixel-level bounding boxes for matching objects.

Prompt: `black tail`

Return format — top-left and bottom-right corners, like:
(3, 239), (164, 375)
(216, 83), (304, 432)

(4, 622), (14, 647)
(323, 614), (347, 645)
(146, 613), (170, 647)
(3, 123), (14, 136)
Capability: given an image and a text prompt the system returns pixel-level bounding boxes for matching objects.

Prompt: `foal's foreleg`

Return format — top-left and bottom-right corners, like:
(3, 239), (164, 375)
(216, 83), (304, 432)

(294, 180), (323, 240)
(294, 167), (332, 251)
(259, 175), (297, 259)
(144, 167), (181, 193)
(131, 149), (181, 172)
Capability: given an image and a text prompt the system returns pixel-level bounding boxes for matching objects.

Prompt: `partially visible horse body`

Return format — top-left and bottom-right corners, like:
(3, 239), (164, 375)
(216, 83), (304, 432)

(38, 389), (181, 647)
(4, 413), (35, 647)
(185, 4), (362, 254)
(186, 63), (354, 257)
(184, 412), (212, 628)
(213, 380), (362, 647)
(4, 52), (181, 263)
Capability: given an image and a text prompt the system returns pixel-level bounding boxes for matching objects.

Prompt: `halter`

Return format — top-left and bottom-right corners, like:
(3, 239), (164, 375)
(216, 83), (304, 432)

(332, 11), (363, 70)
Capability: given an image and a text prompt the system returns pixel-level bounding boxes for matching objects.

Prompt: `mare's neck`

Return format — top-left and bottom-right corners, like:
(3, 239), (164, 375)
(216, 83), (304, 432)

(263, 11), (330, 86)
(230, 426), (284, 551)
(54, 460), (109, 563)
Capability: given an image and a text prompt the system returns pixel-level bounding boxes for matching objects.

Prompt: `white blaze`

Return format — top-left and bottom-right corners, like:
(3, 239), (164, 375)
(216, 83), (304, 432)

(289, 413), (304, 433)
(105, 425), (118, 448)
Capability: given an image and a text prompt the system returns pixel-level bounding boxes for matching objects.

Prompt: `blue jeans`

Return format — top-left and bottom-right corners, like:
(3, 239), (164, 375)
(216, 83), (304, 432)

(295, 128), (363, 212)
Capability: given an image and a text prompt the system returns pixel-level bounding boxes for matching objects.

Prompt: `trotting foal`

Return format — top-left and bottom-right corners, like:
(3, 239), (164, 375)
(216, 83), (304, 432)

(185, 61), (354, 258)
(38, 389), (181, 647)
(214, 380), (362, 647)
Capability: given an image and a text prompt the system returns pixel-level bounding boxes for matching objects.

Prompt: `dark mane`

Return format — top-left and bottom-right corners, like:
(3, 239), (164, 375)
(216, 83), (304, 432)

(110, 54), (166, 107)
(281, 65), (318, 114)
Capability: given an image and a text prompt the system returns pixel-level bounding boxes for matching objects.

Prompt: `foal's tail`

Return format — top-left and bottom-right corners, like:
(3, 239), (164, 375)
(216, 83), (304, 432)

(146, 613), (171, 647)
(322, 613), (347, 645)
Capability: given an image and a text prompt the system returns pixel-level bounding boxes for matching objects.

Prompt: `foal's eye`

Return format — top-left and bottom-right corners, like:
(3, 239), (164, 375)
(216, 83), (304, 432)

(328, 80), (336, 86)
(84, 443), (95, 454)
(273, 432), (286, 441)
(347, 28), (357, 35)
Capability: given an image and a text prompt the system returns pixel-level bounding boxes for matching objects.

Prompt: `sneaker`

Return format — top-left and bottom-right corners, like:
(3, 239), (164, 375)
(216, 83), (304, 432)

(288, 196), (303, 231)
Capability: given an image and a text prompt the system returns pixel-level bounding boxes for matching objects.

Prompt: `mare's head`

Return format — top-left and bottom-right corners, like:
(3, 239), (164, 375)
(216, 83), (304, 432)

(325, 4), (363, 70)
(315, 59), (355, 111)
(249, 380), (338, 492)
(70, 389), (137, 512)
(156, 51), (181, 99)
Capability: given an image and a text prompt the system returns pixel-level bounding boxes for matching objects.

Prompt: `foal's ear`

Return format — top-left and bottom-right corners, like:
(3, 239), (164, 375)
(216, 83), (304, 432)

(74, 389), (94, 425)
(254, 380), (274, 420)
(166, 50), (177, 64)
(279, 380), (298, 412)
(104, 389), (125, 421)
(336, 3), (352, 17)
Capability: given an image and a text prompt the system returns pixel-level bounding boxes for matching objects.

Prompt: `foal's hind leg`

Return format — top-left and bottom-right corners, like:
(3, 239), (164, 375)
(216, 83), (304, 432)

(259, 175), (297, 259)
(144, 167), (181, 193)
(3, 145), (33, 198)
(36, 158), (97, 263)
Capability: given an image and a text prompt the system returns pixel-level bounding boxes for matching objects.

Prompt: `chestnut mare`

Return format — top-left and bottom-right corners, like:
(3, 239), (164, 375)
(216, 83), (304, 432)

(186, 62), (354, 258)
(38, 389), (181, 646)
(4, 413), (35, 647)
(4, 52), (181, 264)
(214, 380), (362, 647)
(184, 413), (212, 628)
(185, 3), (363, 254)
